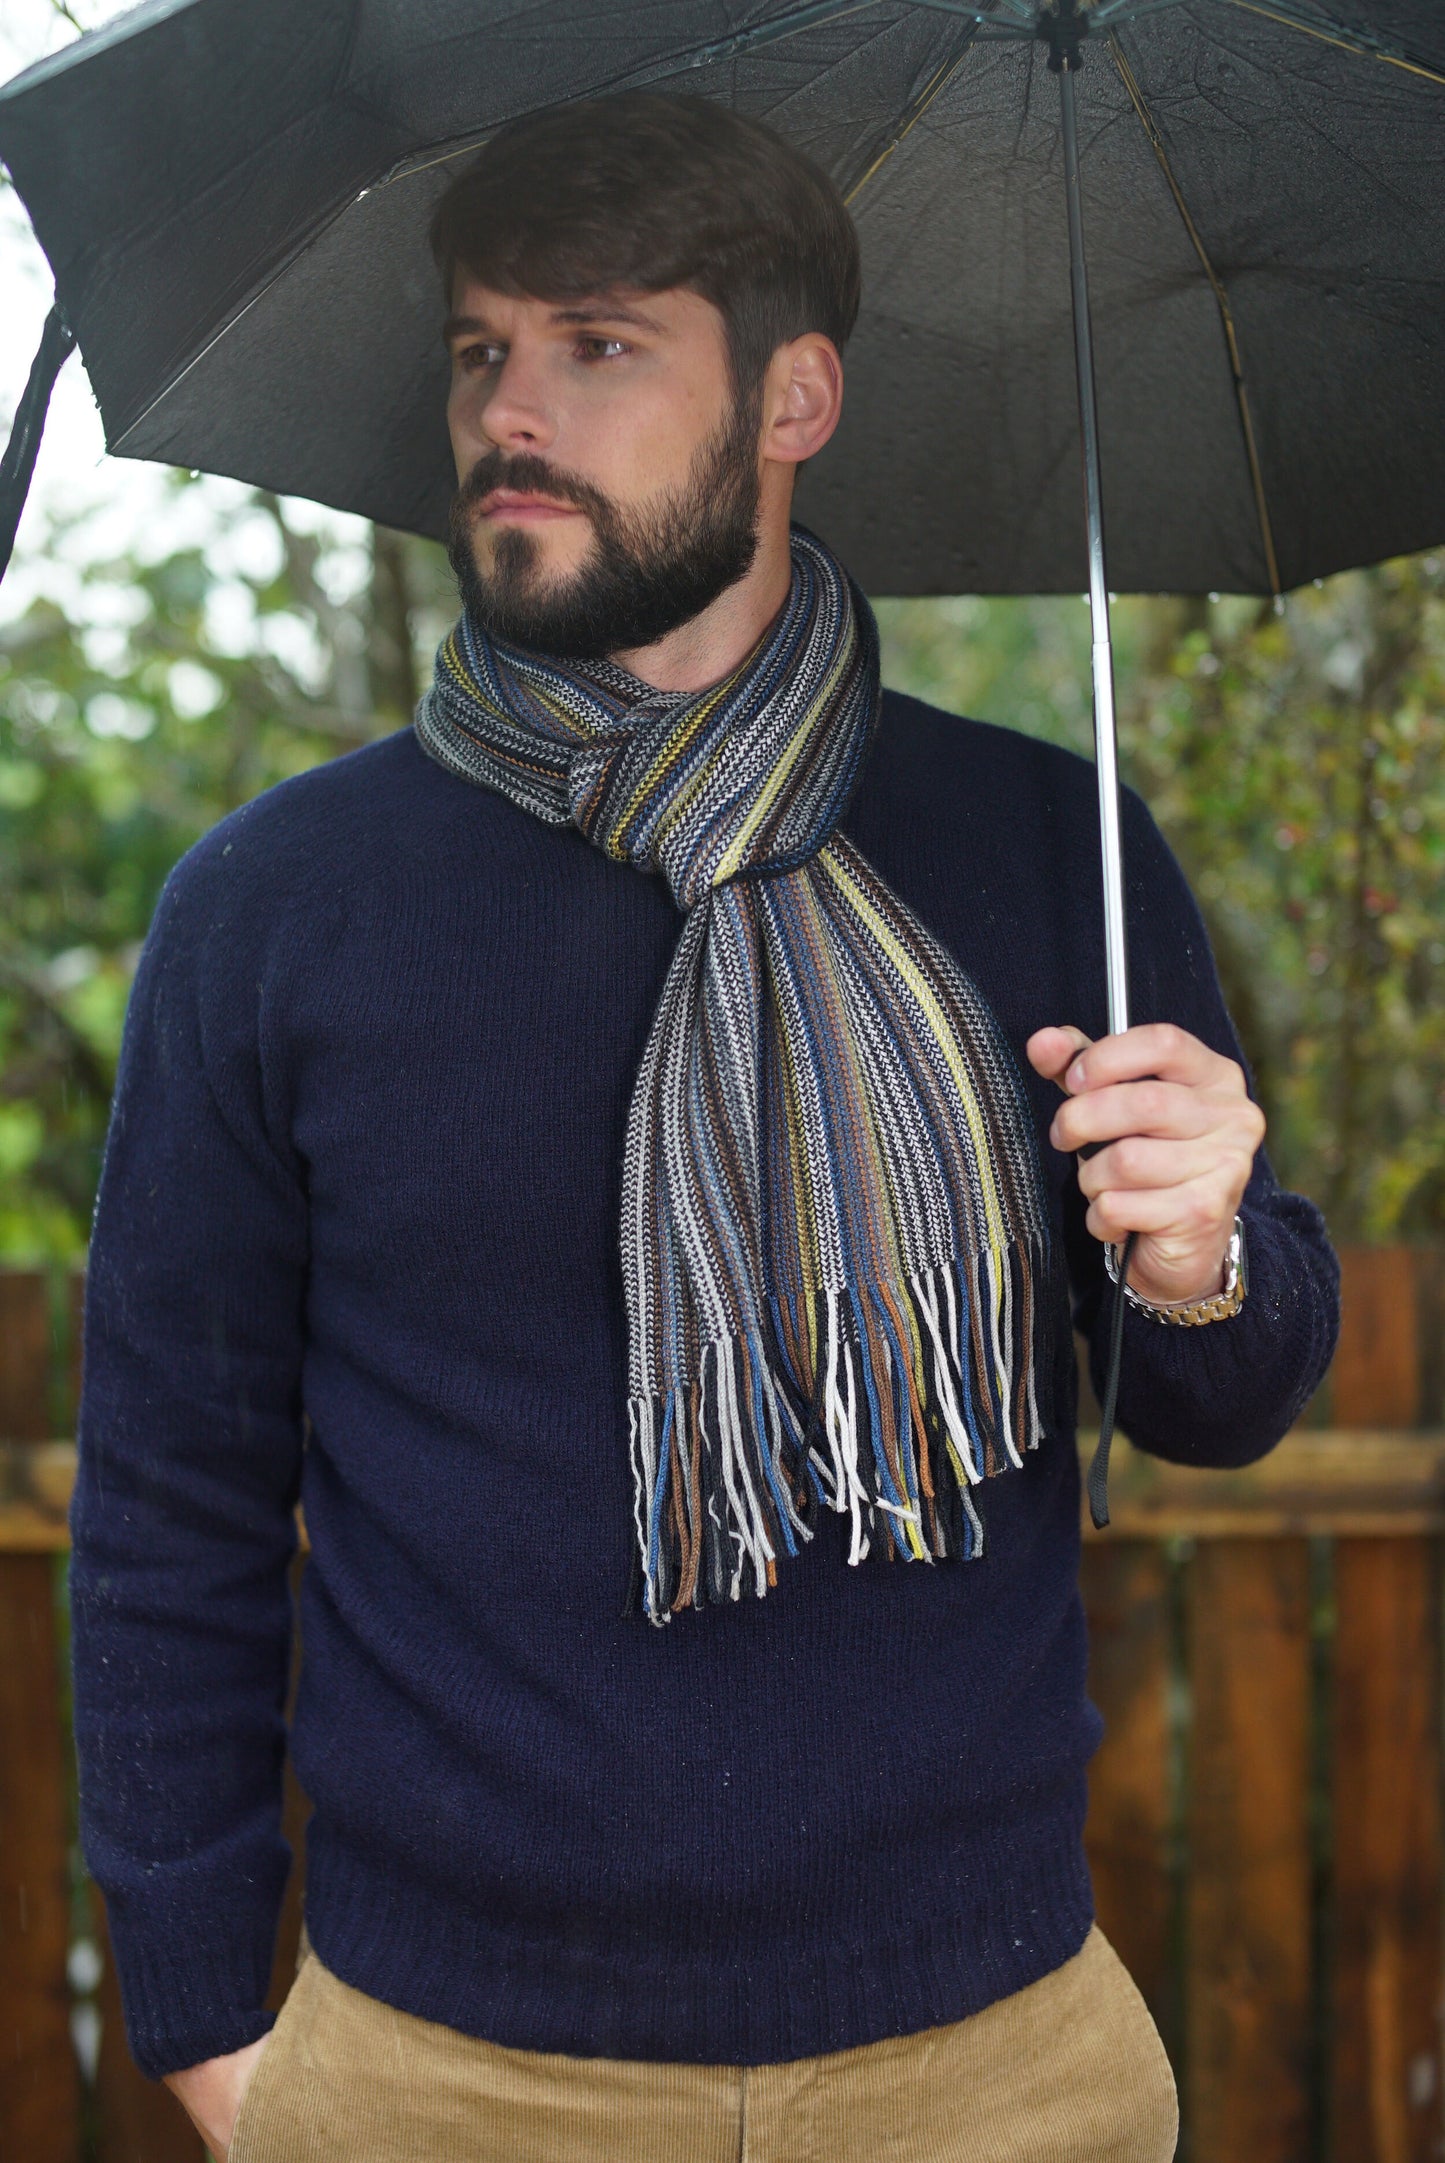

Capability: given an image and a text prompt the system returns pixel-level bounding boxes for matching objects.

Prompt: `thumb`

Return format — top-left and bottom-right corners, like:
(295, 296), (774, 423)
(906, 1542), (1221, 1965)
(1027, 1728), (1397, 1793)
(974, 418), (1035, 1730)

(1025, 1025), (1094, 1090)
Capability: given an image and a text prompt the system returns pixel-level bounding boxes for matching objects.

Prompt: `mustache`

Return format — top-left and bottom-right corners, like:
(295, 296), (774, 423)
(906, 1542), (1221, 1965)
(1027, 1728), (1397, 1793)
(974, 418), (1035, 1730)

(457, 452), (601, 517)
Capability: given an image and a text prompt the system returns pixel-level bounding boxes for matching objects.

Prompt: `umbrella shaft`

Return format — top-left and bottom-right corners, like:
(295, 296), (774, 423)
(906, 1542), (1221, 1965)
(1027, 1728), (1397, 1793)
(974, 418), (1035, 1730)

(1059, 62), (1130, 1038)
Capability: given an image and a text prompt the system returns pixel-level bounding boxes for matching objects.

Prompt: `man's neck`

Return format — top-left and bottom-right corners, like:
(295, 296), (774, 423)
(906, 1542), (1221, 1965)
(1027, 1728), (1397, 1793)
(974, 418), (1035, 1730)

(605, 503), (795, 695)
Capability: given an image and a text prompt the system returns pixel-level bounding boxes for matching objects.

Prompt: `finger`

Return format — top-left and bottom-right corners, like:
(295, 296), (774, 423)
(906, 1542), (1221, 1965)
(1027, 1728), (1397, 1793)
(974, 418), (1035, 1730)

(1061, 1021), (1241, 1096)
(1025, 1025), (1093, 1088)
(1084, 1176), (1235, 1244)
(1075, 1135), (1227, 1198)
(1050, 1078), (1216, 1153)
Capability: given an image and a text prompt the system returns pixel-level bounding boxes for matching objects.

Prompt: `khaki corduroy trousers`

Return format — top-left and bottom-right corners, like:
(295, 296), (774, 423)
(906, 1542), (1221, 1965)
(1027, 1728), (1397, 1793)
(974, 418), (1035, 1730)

(227, 1920), (1178, 2163)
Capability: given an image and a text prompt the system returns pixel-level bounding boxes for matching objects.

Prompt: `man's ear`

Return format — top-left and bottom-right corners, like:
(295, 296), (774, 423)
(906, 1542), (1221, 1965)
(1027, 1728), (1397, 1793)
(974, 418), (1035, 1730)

(762, 333), (843, 470)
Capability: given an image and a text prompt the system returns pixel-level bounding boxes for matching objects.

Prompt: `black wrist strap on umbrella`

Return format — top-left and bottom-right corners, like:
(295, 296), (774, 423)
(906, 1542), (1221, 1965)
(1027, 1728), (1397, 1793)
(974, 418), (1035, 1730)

(0, 298), (75, 588)
(1086, 1225), (1135, 1531)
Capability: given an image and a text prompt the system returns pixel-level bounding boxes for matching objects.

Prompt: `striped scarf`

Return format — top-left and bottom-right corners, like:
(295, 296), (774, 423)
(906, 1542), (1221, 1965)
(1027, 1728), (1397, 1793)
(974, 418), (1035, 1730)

(415, 523), (1057, 1624)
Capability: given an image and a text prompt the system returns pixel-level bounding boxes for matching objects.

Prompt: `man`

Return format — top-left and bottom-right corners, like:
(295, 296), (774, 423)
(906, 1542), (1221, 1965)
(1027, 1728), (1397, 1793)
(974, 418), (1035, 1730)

(72, 90), (1338, 2162)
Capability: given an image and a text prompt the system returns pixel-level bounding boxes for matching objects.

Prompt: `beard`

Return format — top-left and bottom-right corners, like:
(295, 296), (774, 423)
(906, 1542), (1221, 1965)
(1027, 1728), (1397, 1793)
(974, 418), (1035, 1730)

(445, 383), (763, 662)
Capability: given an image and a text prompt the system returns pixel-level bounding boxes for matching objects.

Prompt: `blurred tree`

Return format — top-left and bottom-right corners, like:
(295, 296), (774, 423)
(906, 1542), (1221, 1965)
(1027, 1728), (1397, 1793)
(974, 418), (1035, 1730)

(1115, 561), (1445, 1241)
(1, 479), (1441, 1258)
(876, 558), (1445, 1241)
(0, 474), (454, 1255)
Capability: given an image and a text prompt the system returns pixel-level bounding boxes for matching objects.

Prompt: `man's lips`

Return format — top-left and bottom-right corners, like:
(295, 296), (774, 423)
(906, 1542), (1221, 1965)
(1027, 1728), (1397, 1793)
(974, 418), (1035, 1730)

(477, 491), (580, 521)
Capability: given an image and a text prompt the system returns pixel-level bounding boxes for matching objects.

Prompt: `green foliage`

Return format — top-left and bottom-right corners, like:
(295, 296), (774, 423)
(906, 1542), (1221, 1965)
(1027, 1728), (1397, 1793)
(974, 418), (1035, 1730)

(877, 562), (1445, 1239)
(1121, 567), (1445, 1240)
(0, 475), (454, 1257)
(2, 480), (1442, 1258)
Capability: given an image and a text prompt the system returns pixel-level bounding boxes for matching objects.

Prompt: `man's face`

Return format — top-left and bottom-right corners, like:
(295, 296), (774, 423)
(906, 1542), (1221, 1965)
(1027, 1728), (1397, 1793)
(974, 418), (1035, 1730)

(443, 275), (764, 660)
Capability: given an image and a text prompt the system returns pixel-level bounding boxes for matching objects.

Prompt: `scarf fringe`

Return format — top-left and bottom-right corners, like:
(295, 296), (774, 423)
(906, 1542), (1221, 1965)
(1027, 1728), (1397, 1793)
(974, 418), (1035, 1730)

(626, 1235), (1056, 1624)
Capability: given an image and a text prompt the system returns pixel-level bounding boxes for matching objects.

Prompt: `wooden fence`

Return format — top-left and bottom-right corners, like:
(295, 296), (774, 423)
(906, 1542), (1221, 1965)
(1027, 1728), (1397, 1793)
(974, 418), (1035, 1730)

(2, 1250), (1443, 2162)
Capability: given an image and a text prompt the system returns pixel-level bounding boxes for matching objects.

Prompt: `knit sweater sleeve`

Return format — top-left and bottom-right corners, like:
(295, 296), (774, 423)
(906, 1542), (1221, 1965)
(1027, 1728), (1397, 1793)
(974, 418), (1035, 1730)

(1064, 783), (1341, 1467)
(70, 816), (308, 2079)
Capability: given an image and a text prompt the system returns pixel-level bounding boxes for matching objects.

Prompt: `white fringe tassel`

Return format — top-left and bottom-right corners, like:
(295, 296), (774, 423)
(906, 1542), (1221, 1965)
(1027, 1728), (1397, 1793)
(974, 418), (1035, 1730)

(627, 1242), (1049, 1624)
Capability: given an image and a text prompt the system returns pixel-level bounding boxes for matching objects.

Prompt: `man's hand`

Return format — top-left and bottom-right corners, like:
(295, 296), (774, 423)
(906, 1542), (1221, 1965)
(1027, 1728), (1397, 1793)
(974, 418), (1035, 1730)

(162, 2032), (271, 2162)
(1026, 1022), (1264, 1306)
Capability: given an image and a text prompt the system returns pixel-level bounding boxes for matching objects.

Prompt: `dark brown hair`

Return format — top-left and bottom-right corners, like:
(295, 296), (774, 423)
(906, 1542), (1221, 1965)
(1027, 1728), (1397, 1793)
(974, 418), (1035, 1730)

(428, 91), (861, 415)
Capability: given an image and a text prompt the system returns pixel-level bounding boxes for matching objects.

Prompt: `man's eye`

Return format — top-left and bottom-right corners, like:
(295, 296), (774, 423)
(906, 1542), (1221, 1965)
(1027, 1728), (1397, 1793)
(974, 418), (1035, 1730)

(576, 337), (628, 362)
(457, 344), (502, 370)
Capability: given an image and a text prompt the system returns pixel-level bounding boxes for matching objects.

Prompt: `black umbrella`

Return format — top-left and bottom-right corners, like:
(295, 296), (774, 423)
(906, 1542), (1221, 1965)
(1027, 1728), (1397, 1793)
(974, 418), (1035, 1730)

(2, 0), (1441, 1508)
(5, 0), (1442, 594)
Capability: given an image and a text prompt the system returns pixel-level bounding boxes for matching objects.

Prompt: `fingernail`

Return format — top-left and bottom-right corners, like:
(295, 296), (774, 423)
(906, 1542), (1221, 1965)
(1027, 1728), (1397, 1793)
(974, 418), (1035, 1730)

(1067, 1058), (1087, 1088)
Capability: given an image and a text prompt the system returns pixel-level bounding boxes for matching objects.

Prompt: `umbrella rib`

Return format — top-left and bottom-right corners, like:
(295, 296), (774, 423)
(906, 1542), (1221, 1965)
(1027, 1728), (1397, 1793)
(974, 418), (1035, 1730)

(843, 22), (985, 205)
(1105, 29), (1282, 598)
(107, 0), (891, 454)
(1219, 0), (1445, 87)
(365, 0), (894, 190)
(906, 0), (1035, 26)
(107, 182), (373, 461)
(1090, 0), (1194, 25)
(902, 5), (1035, 35)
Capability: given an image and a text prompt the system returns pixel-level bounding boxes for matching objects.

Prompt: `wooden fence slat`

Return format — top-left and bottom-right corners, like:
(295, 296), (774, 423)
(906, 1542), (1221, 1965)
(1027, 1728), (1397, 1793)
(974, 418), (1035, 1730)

(1334, 1248), (1422, 1430)
(1329, 1249), (1443, 2163)
(1418, 1250), (1445, 1430)
(0, 1273), (52, 1442)
(0, 1555), (81, 2163)
(1080, 1543), (1175, 2049)
(1330, 1538), (1444, 2163)
(0, 1272), (79, 2161)
(1187, 1539), (1313, 2163)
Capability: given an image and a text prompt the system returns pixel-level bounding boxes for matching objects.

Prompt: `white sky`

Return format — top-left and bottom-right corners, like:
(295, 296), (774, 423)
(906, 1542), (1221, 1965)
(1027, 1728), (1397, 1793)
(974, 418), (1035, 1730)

(0, 0), (368, 630)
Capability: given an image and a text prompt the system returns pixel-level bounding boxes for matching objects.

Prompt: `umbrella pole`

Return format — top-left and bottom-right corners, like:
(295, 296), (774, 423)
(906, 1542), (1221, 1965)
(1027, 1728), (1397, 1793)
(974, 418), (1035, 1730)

(1051, 15), (1134, 1528)
(1054, 40), (1129, 1039)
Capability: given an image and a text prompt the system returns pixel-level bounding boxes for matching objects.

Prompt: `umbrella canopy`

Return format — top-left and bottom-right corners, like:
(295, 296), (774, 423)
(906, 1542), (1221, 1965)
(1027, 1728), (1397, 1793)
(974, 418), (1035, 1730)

(1, 0), (1442, 599)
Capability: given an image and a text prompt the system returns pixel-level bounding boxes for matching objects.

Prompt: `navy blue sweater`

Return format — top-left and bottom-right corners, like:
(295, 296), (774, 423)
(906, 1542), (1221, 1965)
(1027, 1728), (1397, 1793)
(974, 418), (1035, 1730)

(72, 692), (1339, 2080)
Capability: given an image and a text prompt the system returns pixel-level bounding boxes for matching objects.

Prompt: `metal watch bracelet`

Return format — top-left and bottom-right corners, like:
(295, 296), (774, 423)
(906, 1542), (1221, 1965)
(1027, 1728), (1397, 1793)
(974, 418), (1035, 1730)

(1103, 1215), (1248, 1326)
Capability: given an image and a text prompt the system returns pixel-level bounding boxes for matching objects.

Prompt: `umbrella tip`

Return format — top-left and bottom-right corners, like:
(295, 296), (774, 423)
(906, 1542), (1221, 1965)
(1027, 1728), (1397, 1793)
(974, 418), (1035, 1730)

(0, 298), (77, 589)
(1041, 0), (1089, 72)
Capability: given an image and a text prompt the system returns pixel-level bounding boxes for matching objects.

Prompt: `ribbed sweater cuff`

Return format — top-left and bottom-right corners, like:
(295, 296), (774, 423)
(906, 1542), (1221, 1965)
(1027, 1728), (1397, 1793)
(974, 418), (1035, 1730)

(106, 1889), (281, 2081)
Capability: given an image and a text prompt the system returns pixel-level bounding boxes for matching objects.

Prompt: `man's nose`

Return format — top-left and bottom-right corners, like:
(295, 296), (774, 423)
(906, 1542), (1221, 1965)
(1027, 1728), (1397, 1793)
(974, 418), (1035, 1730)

(473, 350), (556, 452)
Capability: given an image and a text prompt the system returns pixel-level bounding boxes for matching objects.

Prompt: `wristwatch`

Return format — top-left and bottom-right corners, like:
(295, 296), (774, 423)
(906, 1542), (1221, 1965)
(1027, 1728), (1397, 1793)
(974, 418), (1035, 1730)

(1103, 1215), (1247, 1325)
